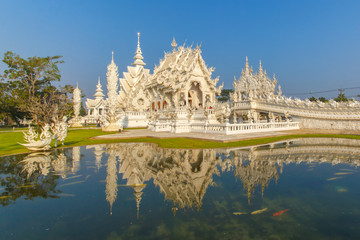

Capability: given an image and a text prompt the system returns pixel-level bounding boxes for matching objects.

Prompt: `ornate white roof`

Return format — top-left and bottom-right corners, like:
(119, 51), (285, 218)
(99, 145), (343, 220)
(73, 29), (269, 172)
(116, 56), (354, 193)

(94, 77), (105, 100)
(118, 33), (151, 111)
(233, 57), (280, 100)
(86, 77), (106, 109)
(148, 41), (223, 94)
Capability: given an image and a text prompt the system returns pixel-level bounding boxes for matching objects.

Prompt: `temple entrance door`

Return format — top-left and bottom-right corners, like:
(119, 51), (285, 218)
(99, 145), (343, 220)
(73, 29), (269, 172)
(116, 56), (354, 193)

(188, 82), (202, 109)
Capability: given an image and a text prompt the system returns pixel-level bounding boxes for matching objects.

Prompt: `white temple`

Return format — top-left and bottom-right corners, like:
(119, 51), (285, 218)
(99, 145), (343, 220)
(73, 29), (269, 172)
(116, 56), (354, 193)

(85, 77), (106, 124)
(84, 34), (360, 132)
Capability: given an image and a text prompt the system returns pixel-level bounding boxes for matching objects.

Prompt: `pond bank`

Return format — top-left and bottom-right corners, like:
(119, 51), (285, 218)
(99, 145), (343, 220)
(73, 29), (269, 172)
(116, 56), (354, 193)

(1, 128), (360, 157)
(93, 128), (360, 143)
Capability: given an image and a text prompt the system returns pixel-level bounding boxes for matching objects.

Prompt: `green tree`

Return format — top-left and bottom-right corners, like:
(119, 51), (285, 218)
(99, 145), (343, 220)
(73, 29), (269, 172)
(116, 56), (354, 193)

(79, 102), (87, 116)
(318, 96), (328, 103)
(0, 51), (68, 125)
(309, 96), (317, 102)
(334, 93), (348, 102)
(218, 89), (234, 102)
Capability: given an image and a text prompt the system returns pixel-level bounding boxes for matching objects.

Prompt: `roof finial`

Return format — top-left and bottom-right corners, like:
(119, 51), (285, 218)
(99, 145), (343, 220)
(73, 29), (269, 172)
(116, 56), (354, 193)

(94, 77), (104, 100)
(259, 60), (263, 74)
(171, 37), (177, 49)
(132, 32), (146, 66)
(245, 56), (250, 75)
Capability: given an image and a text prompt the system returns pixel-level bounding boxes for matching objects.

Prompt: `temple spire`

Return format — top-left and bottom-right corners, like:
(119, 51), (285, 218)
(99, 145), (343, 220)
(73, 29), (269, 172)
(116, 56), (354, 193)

(94, 77), (105, 100)
(132, 32), (146, 66)
(244, 56), (250, 75)
(132, 184), (146, 219)
(171, 37), (177, 50)
(107, 51), (119, 99)
(258, 60), (263, 75)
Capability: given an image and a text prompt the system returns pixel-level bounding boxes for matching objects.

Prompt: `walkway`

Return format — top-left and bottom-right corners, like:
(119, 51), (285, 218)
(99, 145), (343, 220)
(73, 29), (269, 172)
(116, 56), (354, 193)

(93, 128), (360, 143)
(94, 129), (299, 143)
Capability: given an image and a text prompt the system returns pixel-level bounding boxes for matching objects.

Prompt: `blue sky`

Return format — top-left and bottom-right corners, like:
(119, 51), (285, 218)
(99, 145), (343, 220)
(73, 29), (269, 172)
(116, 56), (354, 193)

(1, 0), (359, 99)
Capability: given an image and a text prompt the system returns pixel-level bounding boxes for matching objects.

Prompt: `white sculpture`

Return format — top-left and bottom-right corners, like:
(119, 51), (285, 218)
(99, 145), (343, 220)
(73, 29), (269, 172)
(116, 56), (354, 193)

(51, 116), (68, 147)
(17, 117), (33, 126)
(23, 126), (38, 143)
(71, 84), (83, 127)
(20, 124), (52, 151)
(102, 51), (121, 132)
(20, 117), (68, 151)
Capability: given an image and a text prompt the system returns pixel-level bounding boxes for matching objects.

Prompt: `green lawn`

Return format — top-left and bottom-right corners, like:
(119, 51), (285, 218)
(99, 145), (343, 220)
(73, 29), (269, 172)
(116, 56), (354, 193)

(1, 128), (360, 157)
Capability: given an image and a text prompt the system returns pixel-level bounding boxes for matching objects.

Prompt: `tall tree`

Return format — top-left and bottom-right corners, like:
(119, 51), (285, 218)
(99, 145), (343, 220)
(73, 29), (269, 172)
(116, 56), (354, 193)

(334, 93), (348, 102)
(1, 51), (66, 125)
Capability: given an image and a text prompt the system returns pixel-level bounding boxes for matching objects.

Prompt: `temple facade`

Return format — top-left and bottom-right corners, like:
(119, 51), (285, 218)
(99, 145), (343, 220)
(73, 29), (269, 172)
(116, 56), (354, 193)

(83, 34), (360, 132)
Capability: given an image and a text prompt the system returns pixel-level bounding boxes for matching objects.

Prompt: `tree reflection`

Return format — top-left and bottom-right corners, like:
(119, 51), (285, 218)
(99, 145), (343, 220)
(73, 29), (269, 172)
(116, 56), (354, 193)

(0, 149), (73, 206)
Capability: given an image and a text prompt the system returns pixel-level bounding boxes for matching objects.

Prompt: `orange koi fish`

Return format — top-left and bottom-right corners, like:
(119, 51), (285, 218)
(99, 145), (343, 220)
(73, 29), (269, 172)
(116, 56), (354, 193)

(273, 209), (290, 216)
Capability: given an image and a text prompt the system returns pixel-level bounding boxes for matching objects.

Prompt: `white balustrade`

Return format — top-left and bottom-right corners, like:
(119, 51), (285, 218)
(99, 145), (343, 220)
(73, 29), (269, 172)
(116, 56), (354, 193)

(149, 121), (299, 135)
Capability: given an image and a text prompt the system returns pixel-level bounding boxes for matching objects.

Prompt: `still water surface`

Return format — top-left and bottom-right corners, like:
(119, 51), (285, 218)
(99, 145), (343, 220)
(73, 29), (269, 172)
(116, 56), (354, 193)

(1, 138), (360, 240)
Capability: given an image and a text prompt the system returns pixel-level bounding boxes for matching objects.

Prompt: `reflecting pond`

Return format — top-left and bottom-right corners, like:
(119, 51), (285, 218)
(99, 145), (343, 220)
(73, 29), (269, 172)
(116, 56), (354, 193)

(1, 138), (360, 239)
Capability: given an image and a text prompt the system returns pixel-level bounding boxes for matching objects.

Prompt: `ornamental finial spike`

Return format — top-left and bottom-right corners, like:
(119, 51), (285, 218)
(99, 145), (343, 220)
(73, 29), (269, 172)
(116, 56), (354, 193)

(171, 37), (177, 49)
(244, 56), (250, 75)
(132, 32), (146, 66)
(259, 60), (263, 73)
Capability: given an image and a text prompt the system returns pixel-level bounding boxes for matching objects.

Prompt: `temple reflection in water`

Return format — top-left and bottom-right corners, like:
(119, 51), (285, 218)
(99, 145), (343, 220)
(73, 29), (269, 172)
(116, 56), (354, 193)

(19, 138), (360, 217)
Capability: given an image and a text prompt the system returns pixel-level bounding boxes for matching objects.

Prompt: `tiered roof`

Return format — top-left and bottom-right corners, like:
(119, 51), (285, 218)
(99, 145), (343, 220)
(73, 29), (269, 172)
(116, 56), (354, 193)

(233, 57), (280, 100)
(118, 33), (151, 110)
(148, 40), (223, 94)
(94, 77), (105, 100)
(85, 77), (106, 110)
